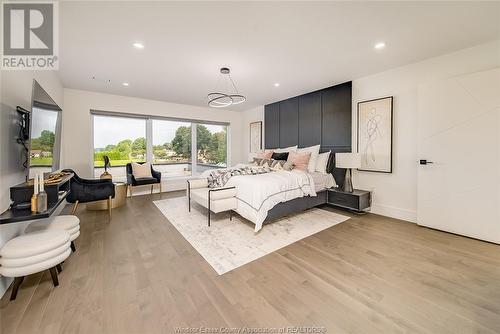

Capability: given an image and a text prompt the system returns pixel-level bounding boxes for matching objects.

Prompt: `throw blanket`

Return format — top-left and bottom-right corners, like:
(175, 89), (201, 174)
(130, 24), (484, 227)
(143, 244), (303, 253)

(207, 166), (272, 188)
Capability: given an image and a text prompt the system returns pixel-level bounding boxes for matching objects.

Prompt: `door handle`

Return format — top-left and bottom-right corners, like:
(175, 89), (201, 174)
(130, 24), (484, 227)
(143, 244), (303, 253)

(419, 159), (434, 165)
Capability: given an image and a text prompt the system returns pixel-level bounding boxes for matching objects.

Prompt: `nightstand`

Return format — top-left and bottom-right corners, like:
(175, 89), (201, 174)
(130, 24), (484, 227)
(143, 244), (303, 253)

(327, 188), (371, 212)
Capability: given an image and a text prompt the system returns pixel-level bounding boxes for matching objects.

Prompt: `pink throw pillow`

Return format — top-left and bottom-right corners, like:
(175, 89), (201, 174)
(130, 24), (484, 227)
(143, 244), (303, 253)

(287, 151), (311, 171)
(257, 150), (273, 159)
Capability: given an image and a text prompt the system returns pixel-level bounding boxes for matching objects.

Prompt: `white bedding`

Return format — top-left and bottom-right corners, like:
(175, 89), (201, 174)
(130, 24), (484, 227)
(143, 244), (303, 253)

(202, 164), (316, 232)
(309, 172), (336, 191)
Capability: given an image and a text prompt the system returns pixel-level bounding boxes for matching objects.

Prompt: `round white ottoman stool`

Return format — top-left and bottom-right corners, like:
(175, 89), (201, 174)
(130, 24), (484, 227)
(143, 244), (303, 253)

(0, 230), (71, 301)
(25, 215), (80, 252)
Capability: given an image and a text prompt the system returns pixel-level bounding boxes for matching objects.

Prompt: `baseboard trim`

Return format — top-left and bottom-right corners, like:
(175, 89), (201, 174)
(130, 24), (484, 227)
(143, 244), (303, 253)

(370, 203), (417, 223)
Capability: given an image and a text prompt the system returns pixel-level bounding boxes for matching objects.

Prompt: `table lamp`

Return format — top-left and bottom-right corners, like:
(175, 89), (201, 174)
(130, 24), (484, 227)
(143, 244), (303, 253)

(336, 153), (361, 192)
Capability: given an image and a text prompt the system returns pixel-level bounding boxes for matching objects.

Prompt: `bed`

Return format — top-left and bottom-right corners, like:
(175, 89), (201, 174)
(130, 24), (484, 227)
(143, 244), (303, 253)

(200, 151), (344, 232)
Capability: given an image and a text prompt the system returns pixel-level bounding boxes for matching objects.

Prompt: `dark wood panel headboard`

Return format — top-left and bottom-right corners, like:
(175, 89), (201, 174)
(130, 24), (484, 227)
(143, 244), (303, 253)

(264, 81), (352, 187)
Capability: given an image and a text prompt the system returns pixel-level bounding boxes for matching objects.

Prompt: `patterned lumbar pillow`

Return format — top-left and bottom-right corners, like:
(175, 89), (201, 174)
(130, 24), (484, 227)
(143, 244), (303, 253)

(252, 158), (263, 166)
(283, 161), (295, 171)
(270, 159), (285, 169)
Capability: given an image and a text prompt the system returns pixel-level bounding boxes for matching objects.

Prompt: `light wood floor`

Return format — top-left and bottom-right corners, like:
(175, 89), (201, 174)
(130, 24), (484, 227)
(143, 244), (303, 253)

(1, 191), (499, 334)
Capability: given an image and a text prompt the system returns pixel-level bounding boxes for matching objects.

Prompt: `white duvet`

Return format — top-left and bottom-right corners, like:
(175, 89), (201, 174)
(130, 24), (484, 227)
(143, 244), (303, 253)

(202, 164), (316, 232)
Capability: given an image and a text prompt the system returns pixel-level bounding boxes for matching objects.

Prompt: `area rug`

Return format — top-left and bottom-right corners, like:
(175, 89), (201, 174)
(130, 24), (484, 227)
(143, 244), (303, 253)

(153, 196), (350, 275)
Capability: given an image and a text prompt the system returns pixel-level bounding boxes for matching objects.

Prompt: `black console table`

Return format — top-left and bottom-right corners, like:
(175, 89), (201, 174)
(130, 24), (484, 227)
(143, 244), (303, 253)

(0, 173), (73, 225)
(0, 191), (69, 224)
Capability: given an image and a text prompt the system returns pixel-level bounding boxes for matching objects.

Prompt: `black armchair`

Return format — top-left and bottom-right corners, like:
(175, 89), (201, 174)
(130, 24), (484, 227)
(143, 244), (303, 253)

(125, 162), (162, 197)
(62, 169), (115, 218)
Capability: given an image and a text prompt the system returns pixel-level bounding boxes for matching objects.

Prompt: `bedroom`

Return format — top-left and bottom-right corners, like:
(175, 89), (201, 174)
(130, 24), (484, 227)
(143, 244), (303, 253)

(0, 1), (499, 333)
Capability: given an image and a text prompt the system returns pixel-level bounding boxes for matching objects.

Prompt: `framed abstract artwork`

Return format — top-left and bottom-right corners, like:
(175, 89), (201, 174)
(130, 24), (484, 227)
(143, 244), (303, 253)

(249, 121), (262, 153)
(357, 96), (393, 173)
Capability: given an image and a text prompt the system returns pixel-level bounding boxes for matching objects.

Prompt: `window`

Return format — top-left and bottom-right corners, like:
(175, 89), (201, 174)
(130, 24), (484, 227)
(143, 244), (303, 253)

(93, 115), (146, 179)
(92, 112), (229, 181)
(196, 124), (227, 174)
(152, 120), (191, 177)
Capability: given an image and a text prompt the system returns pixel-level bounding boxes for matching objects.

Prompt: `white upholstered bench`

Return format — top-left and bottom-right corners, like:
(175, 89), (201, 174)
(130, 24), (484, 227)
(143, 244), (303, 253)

(187, 179), (237, 226)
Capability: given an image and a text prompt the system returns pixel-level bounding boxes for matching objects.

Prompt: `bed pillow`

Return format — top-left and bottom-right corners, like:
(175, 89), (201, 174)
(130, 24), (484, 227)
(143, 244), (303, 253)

(270, 159), (286, 169)
(252, 158), (262, 165)
(283, 161), (294, 171)
(271, 152), (289, 161)
(132, 161), (152, 178)
(315, 151), (330, 174)
(274, 145), (298, 153)
(287, 151), (311, 171)
(256, 150), (273, 159)
(297, 145), (320, 173)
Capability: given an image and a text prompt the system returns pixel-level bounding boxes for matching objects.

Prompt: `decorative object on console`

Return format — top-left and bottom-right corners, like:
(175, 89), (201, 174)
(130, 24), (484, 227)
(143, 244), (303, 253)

(36, 174), (48, 213)
(100, 155), (112, 180)
(357, 96), (393, 173)
(250, 121), (262, 153)
(126, 162), (162, 197)
(336, 153), (361, 193)
(62, 169), (115, 219)
(207, 67), (246, 108)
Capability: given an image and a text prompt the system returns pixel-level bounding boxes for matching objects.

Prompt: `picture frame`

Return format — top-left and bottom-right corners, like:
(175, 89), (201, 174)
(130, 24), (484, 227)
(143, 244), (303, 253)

(249, 121), (262, 153)
(357, 96), (393, 173)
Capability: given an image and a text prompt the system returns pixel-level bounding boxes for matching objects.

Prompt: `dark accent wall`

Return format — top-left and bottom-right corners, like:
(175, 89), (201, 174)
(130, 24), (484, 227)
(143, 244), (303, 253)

(264, 81), (352, 186)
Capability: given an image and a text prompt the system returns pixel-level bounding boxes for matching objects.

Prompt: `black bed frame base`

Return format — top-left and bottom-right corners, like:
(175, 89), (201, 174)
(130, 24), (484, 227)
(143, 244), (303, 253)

(264, 190), (327, 222)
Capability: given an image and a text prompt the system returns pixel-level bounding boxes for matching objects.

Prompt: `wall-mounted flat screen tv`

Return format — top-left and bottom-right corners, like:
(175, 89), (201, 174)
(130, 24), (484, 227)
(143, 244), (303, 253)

(28, 80), (62, 179)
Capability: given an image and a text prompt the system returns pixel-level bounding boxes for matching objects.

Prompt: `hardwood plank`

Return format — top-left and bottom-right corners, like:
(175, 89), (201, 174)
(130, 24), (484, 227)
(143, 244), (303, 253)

(1, 192), (499, 334)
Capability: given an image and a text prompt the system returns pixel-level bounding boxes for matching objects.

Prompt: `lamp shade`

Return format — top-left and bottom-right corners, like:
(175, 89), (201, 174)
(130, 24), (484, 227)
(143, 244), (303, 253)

(336, 153), (361, 168)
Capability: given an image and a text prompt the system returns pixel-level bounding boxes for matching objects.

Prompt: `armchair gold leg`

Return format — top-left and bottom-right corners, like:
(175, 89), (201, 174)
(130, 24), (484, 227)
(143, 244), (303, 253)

(129, 186), (133, 198)
(71, 201), (79, 215)
(159, 182), (162, 197)
(108, 196), (112, 220)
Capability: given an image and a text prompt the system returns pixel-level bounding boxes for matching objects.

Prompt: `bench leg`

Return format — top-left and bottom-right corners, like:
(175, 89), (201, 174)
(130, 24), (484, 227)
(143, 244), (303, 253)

(229, 210), (232, 221)
(56, 263), (63, 273)
(187, 183), (191, 212)
(49, 267), (59, 287)
(208, 192), (211, 227)
(10, 276), (24, 301)
(71, 241), (76, 252)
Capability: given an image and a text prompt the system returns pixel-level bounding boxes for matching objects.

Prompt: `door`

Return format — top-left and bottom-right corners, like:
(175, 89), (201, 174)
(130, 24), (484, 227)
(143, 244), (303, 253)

(417, 68), (500, 244)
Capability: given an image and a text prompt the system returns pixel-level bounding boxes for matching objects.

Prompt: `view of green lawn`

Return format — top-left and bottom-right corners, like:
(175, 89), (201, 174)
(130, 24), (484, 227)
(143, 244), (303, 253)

(30, 157), (53, 167)
(93, 124), (226, 167)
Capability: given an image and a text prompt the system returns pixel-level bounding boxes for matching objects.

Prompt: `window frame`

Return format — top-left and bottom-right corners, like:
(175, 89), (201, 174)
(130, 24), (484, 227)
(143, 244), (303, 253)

(90, 110), (230, 179)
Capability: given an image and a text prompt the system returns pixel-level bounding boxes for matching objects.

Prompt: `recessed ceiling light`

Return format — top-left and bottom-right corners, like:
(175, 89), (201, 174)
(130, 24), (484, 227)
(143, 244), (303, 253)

(274, 83), (280, 87)
(122, 82), (129, 86)
(132, 42), (144, 49)
(374, 42), (386, 50)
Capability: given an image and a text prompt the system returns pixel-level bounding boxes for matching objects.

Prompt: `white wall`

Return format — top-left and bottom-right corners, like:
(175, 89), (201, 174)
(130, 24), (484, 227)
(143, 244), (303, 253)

(62, 89), (247, 190)
(0, 69), (64, 297)
(352, 40), (500, 222)
(238, 40), (500, 223)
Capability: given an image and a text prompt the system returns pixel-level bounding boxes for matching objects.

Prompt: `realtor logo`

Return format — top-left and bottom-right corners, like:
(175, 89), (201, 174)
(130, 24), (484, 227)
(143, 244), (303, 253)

(2, 2), (58, 70)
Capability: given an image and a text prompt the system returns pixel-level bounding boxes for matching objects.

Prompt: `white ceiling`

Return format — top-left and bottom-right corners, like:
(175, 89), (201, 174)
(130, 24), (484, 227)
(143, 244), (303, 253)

(59, 1), (500, 111)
